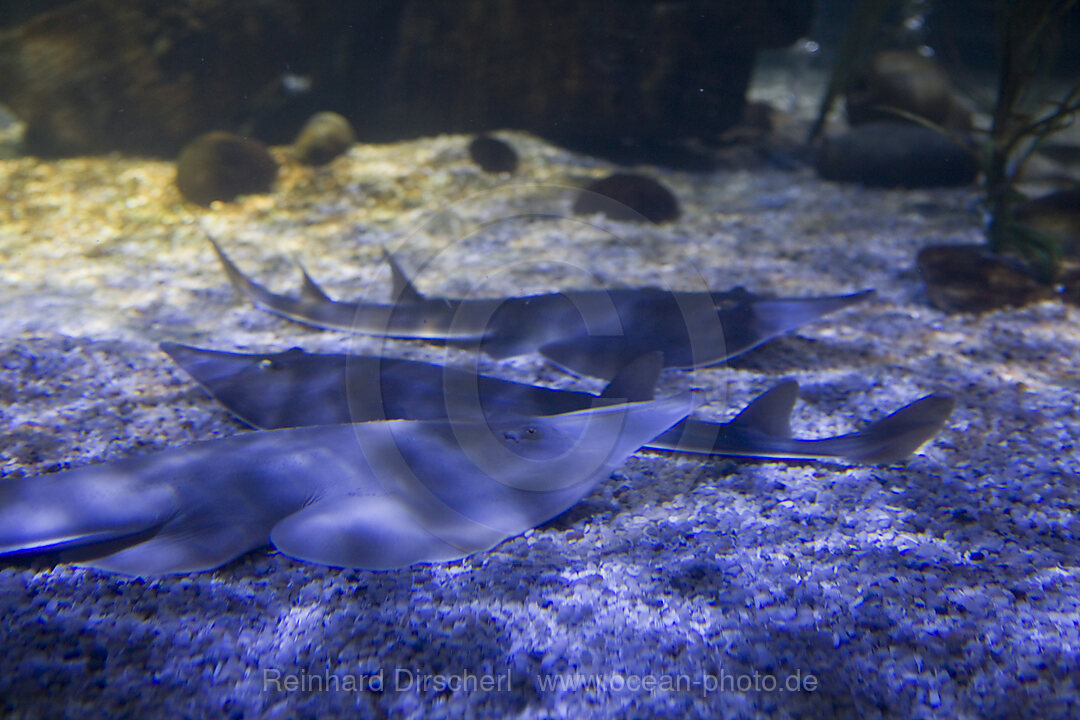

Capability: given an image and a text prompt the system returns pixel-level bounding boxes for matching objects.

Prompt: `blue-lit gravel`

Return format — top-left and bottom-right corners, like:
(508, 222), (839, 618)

(1, 123), (1079, 719)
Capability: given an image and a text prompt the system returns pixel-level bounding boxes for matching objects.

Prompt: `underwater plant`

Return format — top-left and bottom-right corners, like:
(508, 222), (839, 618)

(979, 0), (1080, 281)
(807, 0), (906, 145)
(814, 0), (1080, 305)
(912, 0), (1080, 309)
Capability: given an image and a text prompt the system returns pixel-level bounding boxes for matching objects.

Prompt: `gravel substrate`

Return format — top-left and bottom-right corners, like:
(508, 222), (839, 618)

(1, 114), (1079, 719)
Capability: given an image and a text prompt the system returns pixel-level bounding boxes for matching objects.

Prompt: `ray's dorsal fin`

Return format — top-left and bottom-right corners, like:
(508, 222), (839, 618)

(728, 379), (799, 437)
(599, 351), (663, 402)
(382, 248), (425, 304)
(296, 262), (333, 303)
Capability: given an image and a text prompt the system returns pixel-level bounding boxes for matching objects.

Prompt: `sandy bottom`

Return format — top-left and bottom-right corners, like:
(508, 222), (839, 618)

(1, 103), (1079, 720)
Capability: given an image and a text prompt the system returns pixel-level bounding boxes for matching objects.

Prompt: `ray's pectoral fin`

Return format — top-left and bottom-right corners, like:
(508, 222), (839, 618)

(743, 290), (876, 344)
(270, 494), (473, 571)
(716, 290), (876, 361)
(272, 394), (697, 571)
(0, 468), (176, 559)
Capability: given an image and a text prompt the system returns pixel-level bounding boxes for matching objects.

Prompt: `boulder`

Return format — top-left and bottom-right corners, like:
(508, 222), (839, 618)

(817, 122), (978, 188)
(845, 50), (972, 131)
(175, 132), (278, 206)
(0, 0), (305, 156)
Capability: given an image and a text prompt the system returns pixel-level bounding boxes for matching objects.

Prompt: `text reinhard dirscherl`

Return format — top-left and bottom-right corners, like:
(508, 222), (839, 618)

(262, 667), (819, 697)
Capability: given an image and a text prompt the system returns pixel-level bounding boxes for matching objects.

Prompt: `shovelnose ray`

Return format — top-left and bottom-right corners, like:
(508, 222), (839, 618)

(208, 238), (873, 379)
(162, 342), (955, 464)
(0, 395), (693, 575)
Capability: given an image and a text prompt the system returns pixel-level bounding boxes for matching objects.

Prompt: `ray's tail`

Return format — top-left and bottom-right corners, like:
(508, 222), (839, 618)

(805, 393), (956, 464)
(648, 382), (954, 464)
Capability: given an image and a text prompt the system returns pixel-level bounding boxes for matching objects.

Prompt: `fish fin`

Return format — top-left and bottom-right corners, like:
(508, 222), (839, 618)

(0, 454), (278, 575)
(599, 352), (663, 402)
(0, 469), (176, 564)
(382, 248), (425, 303)
(727, 380), (799, 437)
(206, 235), (288, 310)
(834, 394), (956, 464)
(76, 532), (264, 576)
(0, 523), (166, 560)
(539, 336), (633, 380)
(206, 236), (363, 331)
(278, 346), (308, 360)
(159, 340), (186, 355)
(728, 290), (875, 357)
(271, 494), (481, 570)
(296, 262), (333, 303)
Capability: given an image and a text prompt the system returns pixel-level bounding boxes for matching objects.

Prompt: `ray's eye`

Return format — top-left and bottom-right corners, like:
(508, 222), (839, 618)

(258, 359), (274, 370)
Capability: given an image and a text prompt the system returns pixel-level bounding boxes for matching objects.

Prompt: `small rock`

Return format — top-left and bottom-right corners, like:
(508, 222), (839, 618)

(468, 135), (518, 174)
(917, 244), (1057, 312)
(817, 122), (978, 188)
(573, 172), (680, 223)
(175, 131), (278, 206)
(292, 112), (356, 166)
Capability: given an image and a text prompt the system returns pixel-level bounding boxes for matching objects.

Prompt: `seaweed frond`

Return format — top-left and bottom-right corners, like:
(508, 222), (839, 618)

(983, 0), (1080, 278)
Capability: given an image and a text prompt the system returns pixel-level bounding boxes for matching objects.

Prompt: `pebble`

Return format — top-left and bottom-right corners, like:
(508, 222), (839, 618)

(292, 112), (356, 166)
(2, 123), (1079, 719)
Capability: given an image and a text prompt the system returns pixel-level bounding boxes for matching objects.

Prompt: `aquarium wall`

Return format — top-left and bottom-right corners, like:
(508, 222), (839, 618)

(0, 0), (811, 156)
